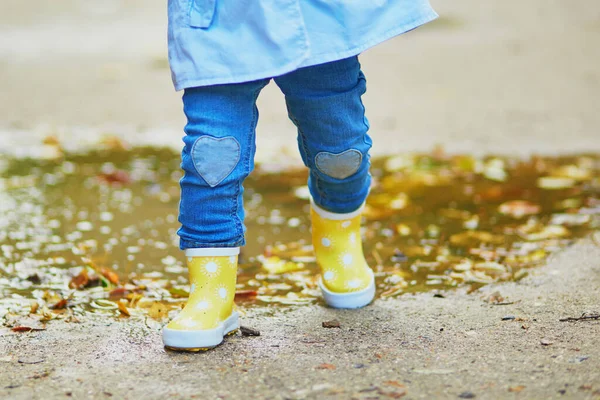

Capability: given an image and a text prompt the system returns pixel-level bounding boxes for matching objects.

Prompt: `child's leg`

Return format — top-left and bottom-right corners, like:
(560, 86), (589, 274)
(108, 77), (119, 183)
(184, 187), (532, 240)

(178, 80), (269, 249)
(274, 56), (375, 308)
(163, 79), (268, 350)
(274, 56), (372, 214)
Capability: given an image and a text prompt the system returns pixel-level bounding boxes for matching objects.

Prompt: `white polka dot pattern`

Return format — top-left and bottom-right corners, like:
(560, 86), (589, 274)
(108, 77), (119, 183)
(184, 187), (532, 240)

(165, 254), (238, 332)
(311, 206), (372, 294)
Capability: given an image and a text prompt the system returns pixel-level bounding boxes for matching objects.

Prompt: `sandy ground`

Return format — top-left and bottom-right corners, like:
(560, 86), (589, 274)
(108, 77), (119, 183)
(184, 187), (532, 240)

(1, 1), (600, 399)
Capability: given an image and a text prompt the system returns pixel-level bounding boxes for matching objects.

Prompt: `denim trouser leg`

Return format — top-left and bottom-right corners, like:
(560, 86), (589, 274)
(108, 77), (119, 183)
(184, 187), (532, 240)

(178, 79), (269, 249)
(178, 56), (371, 249)
(274, 56), (372, 214)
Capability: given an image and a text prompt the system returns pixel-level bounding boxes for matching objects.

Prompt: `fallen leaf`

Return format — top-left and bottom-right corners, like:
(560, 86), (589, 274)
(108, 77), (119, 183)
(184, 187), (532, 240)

(483, 159), (508, 182)
(235, 290), (258, 301)
(100, 268), (120, 285)
(42, 135), (60, 146)
(449, 231), (505, 247)
(97, 170), (131, 186)
(147, 302), (168, 320)
(117, 301), (130, 317)
(517, 224), (570, 241)
(100, 136), (129, 151)
(384, 381), (406, 388)
(498, 200), (541, 218)
(473, 262), (507, 275)
(537, 176), (575, 190)
(69, 269), (90, 289)
(484, 291), (504, 304)
(167, 287), (189, 298)
(509, 386), (526, 392)
(64, 314), (81, 323)
(258, 256), (304, 274)
(316, 363), (336, 370)
(378, 388), (407, 398)
(108, 287), (130, 300)
(50, 298), (68, 310)
(550, 165), (591, 181)
(12, 325), (46, 332)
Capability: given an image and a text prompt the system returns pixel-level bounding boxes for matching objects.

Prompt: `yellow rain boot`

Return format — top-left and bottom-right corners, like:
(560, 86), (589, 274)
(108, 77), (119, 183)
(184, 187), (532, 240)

(162, 248), (239, 350)
(311, 201), (375, 308)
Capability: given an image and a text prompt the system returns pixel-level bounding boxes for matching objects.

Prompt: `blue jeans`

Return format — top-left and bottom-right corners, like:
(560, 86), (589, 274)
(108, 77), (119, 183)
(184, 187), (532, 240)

(178, 56), (372, 249)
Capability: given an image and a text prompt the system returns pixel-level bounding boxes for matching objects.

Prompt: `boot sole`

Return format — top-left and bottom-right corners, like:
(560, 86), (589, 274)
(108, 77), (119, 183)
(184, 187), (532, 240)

(162, 311), (239, 350)
(319, 270), (375, 309)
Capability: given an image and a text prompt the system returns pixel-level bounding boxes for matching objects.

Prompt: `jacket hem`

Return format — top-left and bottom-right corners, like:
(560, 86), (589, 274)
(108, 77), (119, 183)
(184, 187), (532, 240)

(171, 10), (438, 91)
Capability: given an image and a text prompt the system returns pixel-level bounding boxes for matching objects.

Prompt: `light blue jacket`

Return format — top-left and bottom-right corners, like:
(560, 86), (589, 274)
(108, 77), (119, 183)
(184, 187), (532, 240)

(168, 0), (437, 90)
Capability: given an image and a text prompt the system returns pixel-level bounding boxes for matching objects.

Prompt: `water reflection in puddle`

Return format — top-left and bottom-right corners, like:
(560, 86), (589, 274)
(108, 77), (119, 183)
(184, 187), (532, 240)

(0, 145), (598, 326)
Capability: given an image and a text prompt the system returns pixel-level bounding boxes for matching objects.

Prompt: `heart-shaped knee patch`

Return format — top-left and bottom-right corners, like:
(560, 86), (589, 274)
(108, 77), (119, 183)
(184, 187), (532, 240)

(191, 136), (241, 187)
(315, 149), (363, 180)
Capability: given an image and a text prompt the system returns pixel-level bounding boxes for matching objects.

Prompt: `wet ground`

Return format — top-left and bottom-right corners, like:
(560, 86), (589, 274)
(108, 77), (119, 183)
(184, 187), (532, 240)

(0, 144), (598, 331)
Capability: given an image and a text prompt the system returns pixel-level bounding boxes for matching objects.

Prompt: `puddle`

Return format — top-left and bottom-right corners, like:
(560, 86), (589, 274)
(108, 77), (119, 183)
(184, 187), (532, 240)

(0, 142), (598, 326)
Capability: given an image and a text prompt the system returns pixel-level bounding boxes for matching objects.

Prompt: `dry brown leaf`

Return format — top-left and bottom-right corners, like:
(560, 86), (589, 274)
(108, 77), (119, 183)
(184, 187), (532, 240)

(42, 135), (61, 146)
(11, 320), (46, 332)
(378, 388), (407, 399)
(315, 363), (336, 370)
(50, 298), (68, 310)
(97, 171), (131, 186)
(118, 301), (130, 317)
(509, 386), (526, 392)
(235, 290), (258, 301)
(384, 381), (406, 388)
(69, 269), (89, 289)
(108, 287), (130, 300)
(100, 268), (120, 285)
(449, 231), (505, 247)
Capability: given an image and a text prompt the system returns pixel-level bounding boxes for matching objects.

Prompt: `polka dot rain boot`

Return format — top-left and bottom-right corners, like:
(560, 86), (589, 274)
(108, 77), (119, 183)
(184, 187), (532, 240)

(311, 201), (375, 308)
(162, 248), (239, 350)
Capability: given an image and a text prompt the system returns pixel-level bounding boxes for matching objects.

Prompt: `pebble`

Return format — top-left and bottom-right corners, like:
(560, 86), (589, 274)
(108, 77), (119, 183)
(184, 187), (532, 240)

(501, 315), (516, 321)
(458, 391), (476, 398)
(240, 326), (260, 337)
(322, 319), (341, 329)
